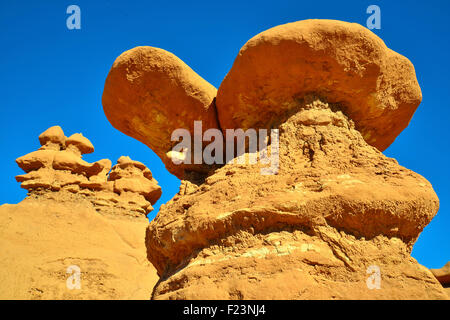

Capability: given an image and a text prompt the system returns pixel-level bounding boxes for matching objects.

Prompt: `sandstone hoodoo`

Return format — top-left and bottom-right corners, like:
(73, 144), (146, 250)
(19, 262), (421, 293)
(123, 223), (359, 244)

(430, 262), (450, 296)
(15, 126), (161, 216)
(146, 97), (446, 299)
(101, 19), (447, 299)
(0, 126), (161, 299)
(216, 19), (422, 152)
(102, 46), (219, 179)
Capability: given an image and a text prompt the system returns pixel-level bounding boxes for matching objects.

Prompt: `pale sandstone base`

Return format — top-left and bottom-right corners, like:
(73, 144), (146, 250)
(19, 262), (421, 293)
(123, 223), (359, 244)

(0, 195), (158, 300)
(152, 227), (448, 300)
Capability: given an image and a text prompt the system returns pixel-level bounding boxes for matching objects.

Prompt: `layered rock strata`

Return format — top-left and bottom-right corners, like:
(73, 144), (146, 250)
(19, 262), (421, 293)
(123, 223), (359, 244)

(101, 20), (448, 299)
(430, 262), (450, 296)
(0, 126), (161, 299)
(15, 126), (161, 217)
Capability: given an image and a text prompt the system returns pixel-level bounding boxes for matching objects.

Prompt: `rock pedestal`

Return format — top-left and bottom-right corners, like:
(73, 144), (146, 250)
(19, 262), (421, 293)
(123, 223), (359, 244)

(101, 20), (448, 299)
(147, 100), (446, 299)
(0, 126), (161, 299)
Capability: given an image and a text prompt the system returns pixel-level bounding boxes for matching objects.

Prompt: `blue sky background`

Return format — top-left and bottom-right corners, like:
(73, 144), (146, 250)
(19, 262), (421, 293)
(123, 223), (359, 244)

(0, 0), (448, 269)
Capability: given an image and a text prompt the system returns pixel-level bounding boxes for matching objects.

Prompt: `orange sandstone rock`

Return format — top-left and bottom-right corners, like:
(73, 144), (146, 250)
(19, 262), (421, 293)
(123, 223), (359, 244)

(102, 46), (219, 179)
(0, 126), (163, 299)
(16, 150), (56, 172)
(109, 156), (162, 206)
(66, 133), (95, 155)
(430, 262), (450, 296)
(38, 125), (66, 149)
(216, 19), (422, 151)
(52, 151), (103, 177)
(147, 98), (446, 300)
(99, 19), (444, 300)
(0, 197), (158, 300)
(431, 262), (450, 283)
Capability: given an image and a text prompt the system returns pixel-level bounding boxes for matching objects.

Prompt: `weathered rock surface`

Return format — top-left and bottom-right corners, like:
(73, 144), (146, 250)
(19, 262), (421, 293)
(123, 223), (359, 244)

(0, 126), (161, 299)
(99, 19), (446, 300)
(0, 197), (158, 300)
(216, 19), (422, 151)
(430, 262), (450, 296)
(147, 99), (446, 299)
(102, 46), (219, 179)
(15, 126), (161, 216)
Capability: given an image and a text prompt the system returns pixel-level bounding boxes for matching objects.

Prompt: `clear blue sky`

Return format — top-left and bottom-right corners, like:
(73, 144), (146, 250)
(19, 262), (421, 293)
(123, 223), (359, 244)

(0, 0), (448, 269)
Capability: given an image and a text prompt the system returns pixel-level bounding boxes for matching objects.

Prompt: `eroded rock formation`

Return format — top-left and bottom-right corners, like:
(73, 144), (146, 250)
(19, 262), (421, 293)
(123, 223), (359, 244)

(15, 126), (161, 217)
(103, 19), (448, 299)
(430, 262), (450, 296)
(103, 47), (218, 179)
(147, 98), (446, 299)
(0, 126), (161, 299)
(216, 19), (422, 152)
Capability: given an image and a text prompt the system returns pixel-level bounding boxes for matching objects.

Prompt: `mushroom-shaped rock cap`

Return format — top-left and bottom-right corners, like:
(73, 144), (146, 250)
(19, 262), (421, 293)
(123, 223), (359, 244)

(38, 126), (66, 147)
(66, 133), (94, 154)
(116, 155), (147, 170)
(109, 156), (162, 205)
(216, 19), (422, 151)
(430, 262), (450, 285)
(102, 46), (219, 178)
